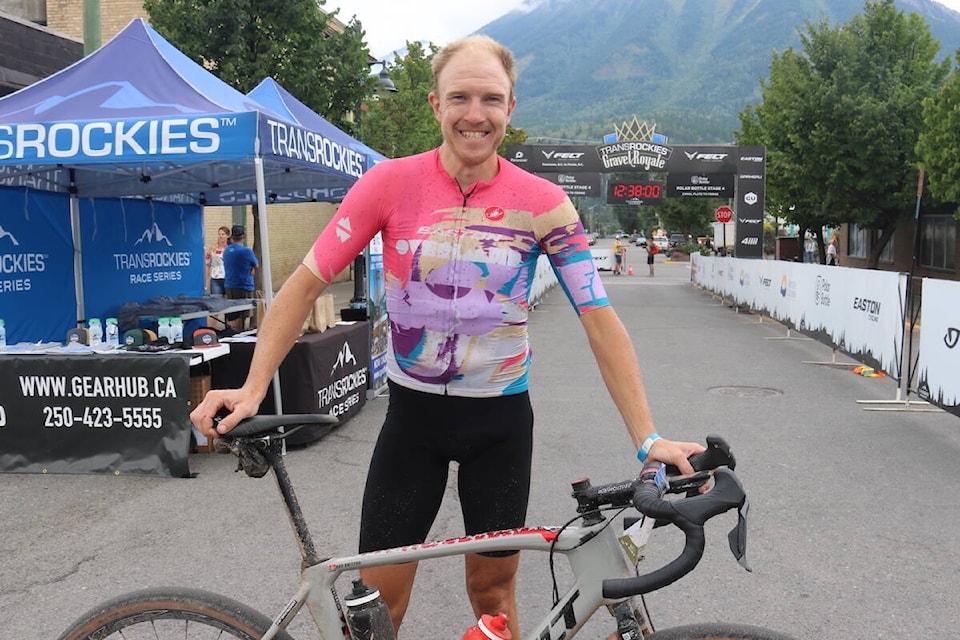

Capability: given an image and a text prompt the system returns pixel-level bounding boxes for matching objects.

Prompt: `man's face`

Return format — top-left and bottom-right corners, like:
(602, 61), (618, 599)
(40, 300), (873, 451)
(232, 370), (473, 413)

(429, 48), (516, 170)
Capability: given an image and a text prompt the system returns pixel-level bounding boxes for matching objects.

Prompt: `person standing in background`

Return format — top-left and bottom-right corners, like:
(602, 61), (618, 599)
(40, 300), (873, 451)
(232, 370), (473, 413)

(222, 225), (258, 330)
(826, 237), (839, 266)
(613, 236), (624, 275)
(803, 232), (816, 264)
(205, 226), (231, 295)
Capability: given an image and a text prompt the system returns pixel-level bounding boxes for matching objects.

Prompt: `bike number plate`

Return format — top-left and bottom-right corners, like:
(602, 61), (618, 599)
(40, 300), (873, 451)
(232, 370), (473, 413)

(619, 516), (654, 566)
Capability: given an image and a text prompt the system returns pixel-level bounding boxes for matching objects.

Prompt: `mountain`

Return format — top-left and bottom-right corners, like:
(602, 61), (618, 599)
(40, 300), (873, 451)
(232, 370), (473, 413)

(478, 0), (960, 143)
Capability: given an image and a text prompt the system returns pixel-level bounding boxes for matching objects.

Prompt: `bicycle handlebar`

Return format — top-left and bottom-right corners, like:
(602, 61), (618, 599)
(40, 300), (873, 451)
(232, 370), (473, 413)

(602, 468), (747, 598)
(570, 435), (750, 599)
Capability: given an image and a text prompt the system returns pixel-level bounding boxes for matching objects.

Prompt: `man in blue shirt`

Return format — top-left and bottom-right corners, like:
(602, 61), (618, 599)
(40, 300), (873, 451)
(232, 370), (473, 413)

(222, 225), (258, 330)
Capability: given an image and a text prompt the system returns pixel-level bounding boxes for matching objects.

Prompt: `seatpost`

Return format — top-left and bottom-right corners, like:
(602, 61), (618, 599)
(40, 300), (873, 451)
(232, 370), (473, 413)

(265, 443), (321, 567)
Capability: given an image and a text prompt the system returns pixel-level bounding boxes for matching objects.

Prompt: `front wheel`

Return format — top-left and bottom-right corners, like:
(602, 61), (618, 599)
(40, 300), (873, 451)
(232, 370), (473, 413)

(58, 587), (297, 640)
(645, 623), (799, 640)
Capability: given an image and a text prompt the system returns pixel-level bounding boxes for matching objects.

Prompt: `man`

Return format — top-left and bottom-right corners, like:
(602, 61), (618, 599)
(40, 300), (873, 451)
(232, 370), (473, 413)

(191, 36), (702, 638)
(222, 224), (258, 330)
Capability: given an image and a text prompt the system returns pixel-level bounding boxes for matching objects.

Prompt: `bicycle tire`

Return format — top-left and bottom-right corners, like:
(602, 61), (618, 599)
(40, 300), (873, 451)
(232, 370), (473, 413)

(57, 586), (297, 640)
(645, 622), (799, 640)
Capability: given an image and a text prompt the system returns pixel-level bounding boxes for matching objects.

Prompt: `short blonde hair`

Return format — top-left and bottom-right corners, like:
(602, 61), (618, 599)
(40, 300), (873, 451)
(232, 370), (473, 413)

(431, 35), (517, 99)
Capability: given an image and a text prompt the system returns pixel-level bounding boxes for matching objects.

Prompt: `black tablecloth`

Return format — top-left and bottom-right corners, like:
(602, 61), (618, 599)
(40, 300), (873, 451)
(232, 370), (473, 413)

(211, 322), (370, 445)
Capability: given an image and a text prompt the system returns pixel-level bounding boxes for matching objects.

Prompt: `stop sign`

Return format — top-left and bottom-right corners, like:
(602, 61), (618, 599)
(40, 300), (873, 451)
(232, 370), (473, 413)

(715, 206), (733, 223)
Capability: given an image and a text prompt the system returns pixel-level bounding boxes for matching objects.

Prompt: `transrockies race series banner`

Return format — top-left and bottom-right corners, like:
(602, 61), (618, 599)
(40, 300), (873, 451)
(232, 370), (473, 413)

(0, 187), (204, 342)
(80, 196), (204, 322)
(0, 354), (192, 476)
(0, 187), (77, 343)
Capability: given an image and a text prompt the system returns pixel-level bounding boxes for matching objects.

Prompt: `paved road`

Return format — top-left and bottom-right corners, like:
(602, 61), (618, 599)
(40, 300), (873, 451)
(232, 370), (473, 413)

(3, 256), (960, 638)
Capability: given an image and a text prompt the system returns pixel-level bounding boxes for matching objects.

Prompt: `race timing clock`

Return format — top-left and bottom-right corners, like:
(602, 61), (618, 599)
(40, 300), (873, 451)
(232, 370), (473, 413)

(606, 180), (663, 205)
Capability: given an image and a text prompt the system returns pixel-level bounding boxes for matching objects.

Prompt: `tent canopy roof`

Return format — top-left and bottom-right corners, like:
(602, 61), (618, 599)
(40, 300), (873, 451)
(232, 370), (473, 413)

(0, 19), (373, 205)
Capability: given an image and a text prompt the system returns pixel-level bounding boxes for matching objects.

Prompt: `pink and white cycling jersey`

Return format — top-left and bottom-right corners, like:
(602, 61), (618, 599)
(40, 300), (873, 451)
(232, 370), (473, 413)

(303, 149), (609, 397)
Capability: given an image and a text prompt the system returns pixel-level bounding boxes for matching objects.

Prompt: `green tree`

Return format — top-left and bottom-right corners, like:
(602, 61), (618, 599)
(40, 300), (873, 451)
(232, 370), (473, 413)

(359, 42), (442, 158)
(143, 0), (374, 292)
(655, 198), (715, 240)
(498, 125), (528, 157)
(143, 0), (371, 130)
(917, 51), (960, 212)
(737, 0), (949, 267)
(361, 42), (529, 160)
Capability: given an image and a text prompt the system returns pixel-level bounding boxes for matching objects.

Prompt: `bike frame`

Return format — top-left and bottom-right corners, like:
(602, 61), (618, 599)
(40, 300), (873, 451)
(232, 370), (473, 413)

(262, 510), (650, 640)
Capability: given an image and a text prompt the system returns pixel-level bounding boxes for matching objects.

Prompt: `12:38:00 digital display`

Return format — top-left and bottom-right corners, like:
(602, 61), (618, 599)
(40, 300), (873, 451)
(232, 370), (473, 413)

(606, 180), (663, 205)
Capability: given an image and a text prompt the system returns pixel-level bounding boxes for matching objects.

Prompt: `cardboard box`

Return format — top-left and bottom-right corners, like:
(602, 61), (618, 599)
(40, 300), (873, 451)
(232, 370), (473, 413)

(189, 374), (214, 453)
(302, 293), (336, 334)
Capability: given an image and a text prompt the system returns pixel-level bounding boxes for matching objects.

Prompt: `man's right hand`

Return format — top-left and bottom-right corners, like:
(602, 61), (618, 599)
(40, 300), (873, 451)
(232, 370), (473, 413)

(190, 388), (262, 439)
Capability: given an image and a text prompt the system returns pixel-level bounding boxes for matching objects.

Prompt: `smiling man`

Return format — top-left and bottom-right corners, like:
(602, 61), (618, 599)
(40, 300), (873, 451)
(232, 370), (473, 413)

(191, 35), (702, 638)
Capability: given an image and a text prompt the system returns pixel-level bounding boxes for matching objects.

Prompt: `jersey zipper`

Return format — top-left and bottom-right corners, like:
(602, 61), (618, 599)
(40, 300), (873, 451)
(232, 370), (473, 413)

(442, 183), (478, 394)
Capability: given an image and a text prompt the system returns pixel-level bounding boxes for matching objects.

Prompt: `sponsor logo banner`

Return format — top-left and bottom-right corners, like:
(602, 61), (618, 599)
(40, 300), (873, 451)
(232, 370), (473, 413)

(667, 172), (735, 198)
(664, 146), (738, 174)
(536, 172), (601, 197)
(506, 144), (601, 172)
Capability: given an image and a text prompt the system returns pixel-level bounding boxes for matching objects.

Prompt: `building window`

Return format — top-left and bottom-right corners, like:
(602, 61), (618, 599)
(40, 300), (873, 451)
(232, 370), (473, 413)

(919, 215), (956, 271)
(848, 224), (868, 259)
(875, 230), (894, 263)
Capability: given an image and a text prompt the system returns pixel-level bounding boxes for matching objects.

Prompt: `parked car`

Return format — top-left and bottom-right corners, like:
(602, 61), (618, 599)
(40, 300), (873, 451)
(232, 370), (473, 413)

(668, 233), (688, 248)
(633, 234), (647, 247)
(653, 236), (669, 252)
(586, 232), (597, 246)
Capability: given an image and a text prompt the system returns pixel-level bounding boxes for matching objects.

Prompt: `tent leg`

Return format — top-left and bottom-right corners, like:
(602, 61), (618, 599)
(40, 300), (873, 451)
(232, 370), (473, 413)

(254, 158), (284, 416)
(70, 195), (85, 327)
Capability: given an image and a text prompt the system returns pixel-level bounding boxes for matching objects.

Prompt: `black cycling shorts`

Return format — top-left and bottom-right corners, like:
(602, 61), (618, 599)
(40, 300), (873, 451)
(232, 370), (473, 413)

(359, 379), (534, 556)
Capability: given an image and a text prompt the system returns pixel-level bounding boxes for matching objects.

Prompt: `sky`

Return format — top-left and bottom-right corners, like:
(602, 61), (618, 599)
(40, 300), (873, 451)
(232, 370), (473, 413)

(326, 0), (960, 59)
(324, 0), (539, 58)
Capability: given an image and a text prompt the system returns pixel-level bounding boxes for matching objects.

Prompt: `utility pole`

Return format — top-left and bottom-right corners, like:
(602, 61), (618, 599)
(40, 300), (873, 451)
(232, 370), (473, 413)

(82, 0), (101, 55)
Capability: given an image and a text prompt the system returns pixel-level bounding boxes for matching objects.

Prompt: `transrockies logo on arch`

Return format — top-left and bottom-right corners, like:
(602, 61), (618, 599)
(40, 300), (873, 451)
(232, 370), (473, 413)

(598, 116), (673, 171)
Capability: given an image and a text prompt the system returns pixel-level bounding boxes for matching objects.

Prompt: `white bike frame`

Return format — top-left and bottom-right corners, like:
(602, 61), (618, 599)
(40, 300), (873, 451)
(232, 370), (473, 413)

(261, 515), (652, 640)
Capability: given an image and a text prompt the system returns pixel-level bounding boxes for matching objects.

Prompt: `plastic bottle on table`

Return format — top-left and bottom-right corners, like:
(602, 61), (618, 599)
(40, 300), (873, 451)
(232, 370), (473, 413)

(343, 579), (395, 640)
(105, 318), (120, 346)
(157, 318), (170, 342)
(88, 318), (103, 344)
(462, 612), (512, 640)
(170, 317), (184, 344)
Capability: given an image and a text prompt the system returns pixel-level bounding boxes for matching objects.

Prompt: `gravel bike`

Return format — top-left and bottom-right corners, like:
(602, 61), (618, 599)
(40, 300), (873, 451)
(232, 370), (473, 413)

(59, 414), (798, 640)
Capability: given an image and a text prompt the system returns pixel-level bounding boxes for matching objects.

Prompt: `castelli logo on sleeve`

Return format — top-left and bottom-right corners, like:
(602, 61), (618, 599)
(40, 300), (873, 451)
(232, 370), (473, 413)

(484, 207), (506, 221)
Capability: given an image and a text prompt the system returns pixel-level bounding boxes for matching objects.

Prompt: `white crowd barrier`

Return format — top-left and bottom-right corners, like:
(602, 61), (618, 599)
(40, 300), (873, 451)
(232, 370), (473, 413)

(915, 278), (960, 417)
(691, 254), (906, 379)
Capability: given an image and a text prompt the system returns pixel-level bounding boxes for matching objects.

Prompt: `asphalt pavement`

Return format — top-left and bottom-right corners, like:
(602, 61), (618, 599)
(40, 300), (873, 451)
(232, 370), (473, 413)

(3, 242), (960, 638)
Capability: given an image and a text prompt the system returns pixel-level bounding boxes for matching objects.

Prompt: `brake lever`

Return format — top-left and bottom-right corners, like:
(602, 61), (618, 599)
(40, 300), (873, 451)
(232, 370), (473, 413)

(728, 496), (751, 572)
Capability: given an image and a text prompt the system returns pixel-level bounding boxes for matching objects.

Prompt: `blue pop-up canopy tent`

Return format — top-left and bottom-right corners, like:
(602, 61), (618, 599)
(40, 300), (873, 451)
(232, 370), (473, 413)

(0, 18), (378, 321)
(247, 77), (388, 173)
